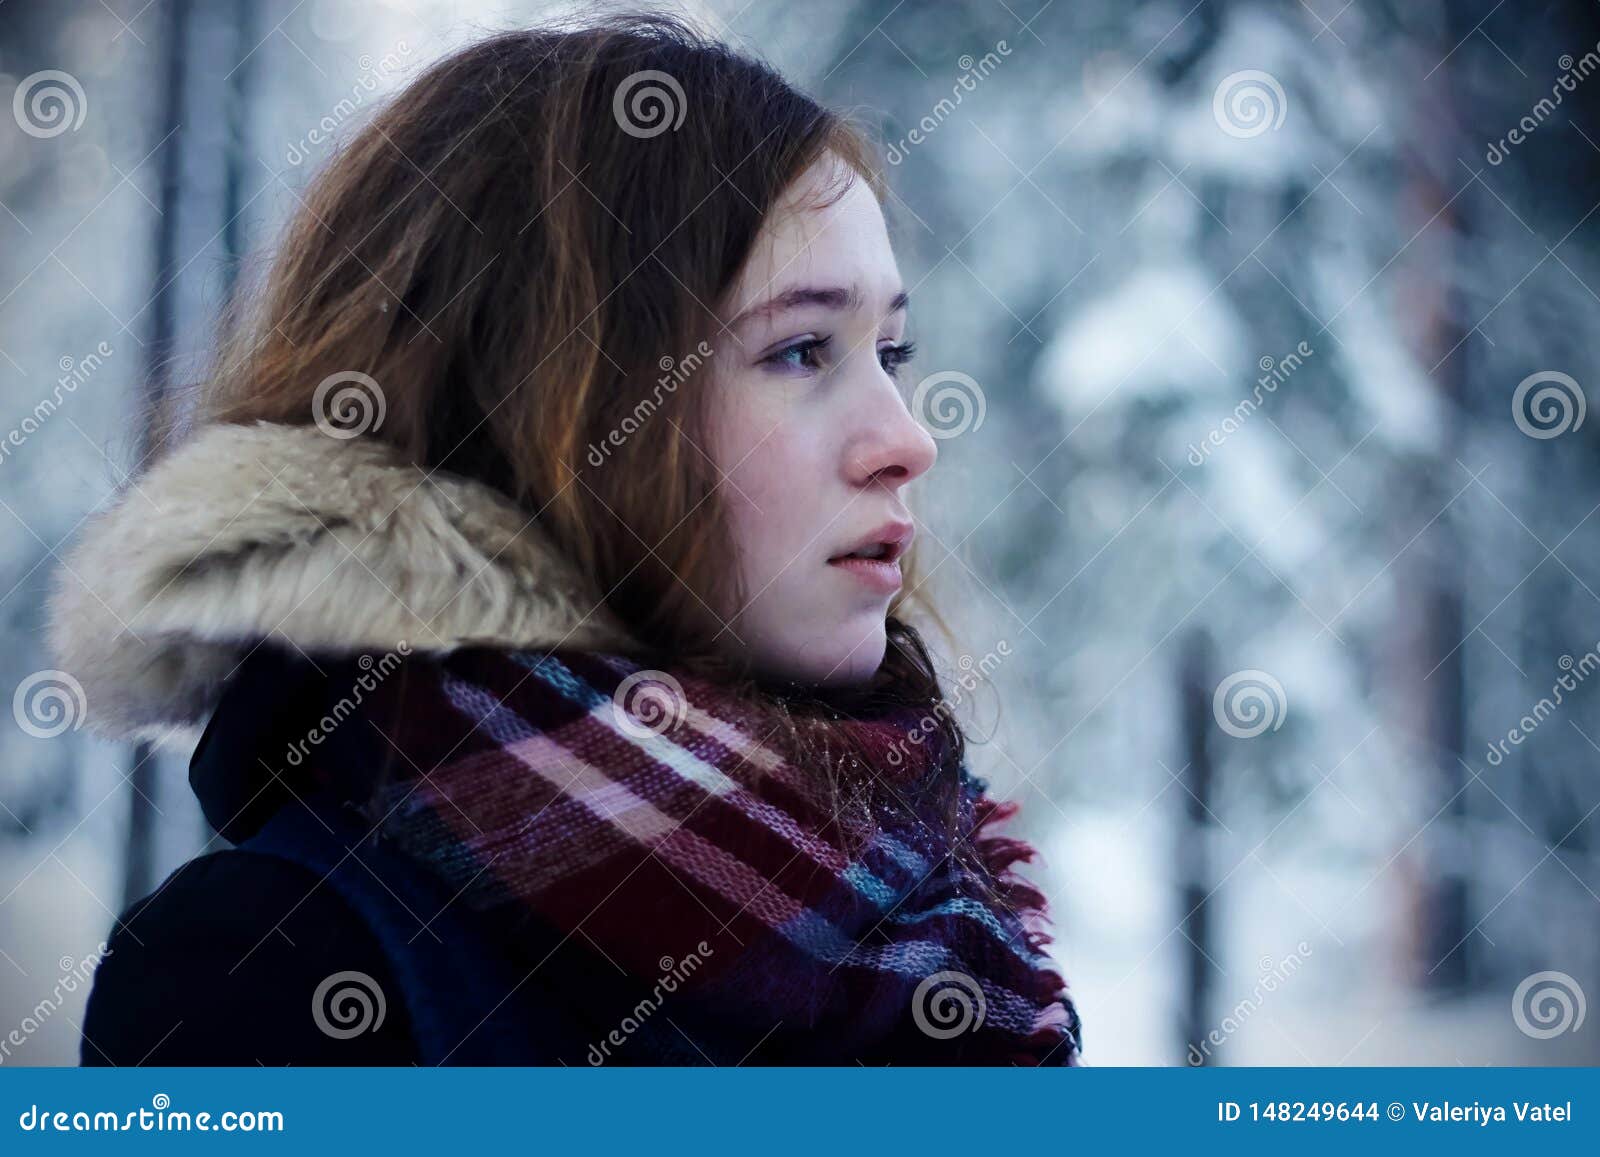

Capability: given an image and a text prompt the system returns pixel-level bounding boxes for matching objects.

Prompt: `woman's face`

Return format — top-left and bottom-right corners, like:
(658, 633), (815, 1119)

(706, 153), (938, 687)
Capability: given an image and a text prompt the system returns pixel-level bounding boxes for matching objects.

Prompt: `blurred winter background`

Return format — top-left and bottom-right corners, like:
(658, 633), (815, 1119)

(3, 0), (1599, 1066)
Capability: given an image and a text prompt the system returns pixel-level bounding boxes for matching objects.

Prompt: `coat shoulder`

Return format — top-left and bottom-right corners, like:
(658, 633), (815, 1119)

(82, 846), (417, 1065)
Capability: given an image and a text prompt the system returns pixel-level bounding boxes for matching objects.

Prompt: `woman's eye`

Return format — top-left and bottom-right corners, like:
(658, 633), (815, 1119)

(879, 339), (917, 379)
(759, 335), (916, 378)
(763, 336), (831, 374)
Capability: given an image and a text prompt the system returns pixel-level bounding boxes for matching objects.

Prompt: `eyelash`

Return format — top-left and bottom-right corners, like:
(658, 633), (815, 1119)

(763, 336), (918, 379)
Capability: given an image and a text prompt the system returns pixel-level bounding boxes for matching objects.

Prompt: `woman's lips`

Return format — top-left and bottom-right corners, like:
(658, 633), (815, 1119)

(827, 554), (903, 594)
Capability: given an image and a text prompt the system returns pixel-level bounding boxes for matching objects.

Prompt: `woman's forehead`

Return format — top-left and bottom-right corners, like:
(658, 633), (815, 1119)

(723, 175), (900, 326)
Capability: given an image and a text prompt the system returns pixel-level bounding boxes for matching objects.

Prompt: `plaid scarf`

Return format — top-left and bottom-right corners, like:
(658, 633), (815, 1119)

(316, 645), (1084, 1066)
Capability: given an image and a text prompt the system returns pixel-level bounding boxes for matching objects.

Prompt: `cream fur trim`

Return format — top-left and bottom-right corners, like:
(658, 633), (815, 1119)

(47, 421), (634, 741)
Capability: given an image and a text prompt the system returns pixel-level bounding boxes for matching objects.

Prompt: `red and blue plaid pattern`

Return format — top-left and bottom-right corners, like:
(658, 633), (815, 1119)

(348, 646), (1083, 1065)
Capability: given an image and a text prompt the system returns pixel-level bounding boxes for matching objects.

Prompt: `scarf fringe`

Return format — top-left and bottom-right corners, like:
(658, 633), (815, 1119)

(970, 792), (1084, 1065)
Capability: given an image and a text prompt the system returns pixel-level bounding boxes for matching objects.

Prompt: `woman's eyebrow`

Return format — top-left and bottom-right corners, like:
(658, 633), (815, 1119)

(731, 284), (909, 326)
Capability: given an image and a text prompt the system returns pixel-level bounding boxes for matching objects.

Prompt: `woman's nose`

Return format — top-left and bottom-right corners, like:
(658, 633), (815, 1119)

(844, 379), (938, 490)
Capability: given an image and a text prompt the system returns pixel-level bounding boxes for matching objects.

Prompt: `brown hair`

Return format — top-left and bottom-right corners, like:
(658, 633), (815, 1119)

(186, 12), (976, 852)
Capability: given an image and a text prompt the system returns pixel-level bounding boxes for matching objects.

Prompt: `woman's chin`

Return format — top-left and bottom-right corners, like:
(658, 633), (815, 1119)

(781, 624), (888, 688)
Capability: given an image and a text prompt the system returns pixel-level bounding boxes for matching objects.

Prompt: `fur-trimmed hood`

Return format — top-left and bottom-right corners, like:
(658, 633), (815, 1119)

(47, 420), (636, 742)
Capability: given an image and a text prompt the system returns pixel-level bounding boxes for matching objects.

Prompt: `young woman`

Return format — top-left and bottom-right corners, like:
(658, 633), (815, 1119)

(49, 13), (1083, 1066)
